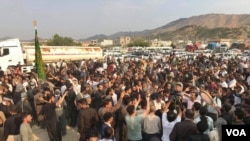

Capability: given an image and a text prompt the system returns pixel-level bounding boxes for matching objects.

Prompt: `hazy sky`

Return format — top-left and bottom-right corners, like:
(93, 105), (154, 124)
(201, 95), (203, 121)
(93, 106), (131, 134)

(1, 0), (250, 40)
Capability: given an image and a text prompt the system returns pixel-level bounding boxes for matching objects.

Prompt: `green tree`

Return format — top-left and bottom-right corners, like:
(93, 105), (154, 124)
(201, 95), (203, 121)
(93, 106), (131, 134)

(127, 39), (151, 47)
(170, 43), (176, 48)
(46, 34), (81, 46)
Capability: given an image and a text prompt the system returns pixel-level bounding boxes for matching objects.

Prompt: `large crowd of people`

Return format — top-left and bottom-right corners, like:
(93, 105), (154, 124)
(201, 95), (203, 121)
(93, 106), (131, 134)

(0, 53), (249, 141)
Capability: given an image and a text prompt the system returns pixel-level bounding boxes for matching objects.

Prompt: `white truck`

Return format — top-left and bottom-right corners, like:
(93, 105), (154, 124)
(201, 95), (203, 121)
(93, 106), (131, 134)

(0, 38), (103, 73)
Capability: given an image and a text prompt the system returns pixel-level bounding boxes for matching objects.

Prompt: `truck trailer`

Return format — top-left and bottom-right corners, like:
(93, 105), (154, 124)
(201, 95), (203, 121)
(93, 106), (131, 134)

(0, 38), (103, 73)
(23, 45), (103, 64)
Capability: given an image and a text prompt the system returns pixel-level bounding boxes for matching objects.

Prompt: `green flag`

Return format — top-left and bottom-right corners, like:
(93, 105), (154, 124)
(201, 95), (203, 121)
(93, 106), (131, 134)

(34, 26), (46, 80)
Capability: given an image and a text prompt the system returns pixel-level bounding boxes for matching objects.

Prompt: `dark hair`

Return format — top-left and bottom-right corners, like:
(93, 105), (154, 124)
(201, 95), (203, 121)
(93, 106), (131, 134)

(42, 83), (50, 90)
(207, 112), (217, 122)
(197, 106), (209, 132)
(185, 109), (194, 119)
(97, 83), (103, 88)
(127, 105), (135, 115)
(21, 112), (31, 120)
(197, 117), (208, 133)
(65, 80), (73, 89)
(163, 89), (170, 94)
(222, 102), (232, 112)
(103, 126), (113, 139)
(235, 108), (245, 120)
(77, 98), (88, 105)
(167, 110), (177, 122)
(130, 94), (138, 102)
(86, 130), (99, 140)
(125, 86), (131, 92)
(45, 93), (55, 101)
(193, 102), (201, 111)
(156, 93), (163, 99)
(131, 92), (139, 99)
(105, 87), (113, 96)
(103, 112), (113, 122)
(199, 106), (208, 116)
(123, 95), (131, 105)
(140, 98), (147, 109)
(43, 87), (51, 92)
(8, 105), (18, 113)
(102, 98), (112, 106)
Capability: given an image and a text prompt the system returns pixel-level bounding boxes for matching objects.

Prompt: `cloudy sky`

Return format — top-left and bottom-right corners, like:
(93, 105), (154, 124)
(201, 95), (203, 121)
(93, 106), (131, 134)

(1, 0), (250, 40)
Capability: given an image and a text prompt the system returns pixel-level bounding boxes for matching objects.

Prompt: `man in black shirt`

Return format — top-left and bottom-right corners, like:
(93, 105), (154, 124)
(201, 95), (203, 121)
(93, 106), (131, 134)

(65, 83), (77, 127)
(78, 98), (99, 141)
(3, 105), (22, 141)
(0, 96), (14, 118)
(41, 90), (67, 141)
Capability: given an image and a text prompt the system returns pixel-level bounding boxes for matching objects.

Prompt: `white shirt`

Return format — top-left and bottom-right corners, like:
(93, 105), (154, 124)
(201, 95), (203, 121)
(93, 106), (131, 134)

(73, 84), (81, 95)
(228, 79), (237, 89)
(103, 62), (107, 69)
(161, 112), (181, 141)
(153, 100), (165, 111)
(187, 99), (201, 110)
(6, 83), (13, 92)
(247, 75), (250, 86)
(80, 60), (85, 68)
(219, 81), (228, 88)
(112, 93), (118, 105)
(212, 97), (222, 108)
(221, 70), (227, 76)
(31, 78), (38, 87)
(233, 94), (241, 105)
(183, 95), (201, 109)
(23, 81), (29, 92)
(61, 85), (67, 94)
(97, 67), (104, 74)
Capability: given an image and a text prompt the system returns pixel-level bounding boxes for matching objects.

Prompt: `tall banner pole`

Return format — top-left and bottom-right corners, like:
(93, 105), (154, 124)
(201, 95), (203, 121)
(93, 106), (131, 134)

(33, 20), (46, 80)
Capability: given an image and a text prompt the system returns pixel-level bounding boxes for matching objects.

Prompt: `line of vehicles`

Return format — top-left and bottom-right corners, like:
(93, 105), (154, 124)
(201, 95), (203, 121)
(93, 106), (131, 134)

(0, 38), (248, 73)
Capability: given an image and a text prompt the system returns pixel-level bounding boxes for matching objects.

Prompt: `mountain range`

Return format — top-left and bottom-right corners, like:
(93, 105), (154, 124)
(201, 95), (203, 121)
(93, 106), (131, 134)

(82, 14), (250, 41)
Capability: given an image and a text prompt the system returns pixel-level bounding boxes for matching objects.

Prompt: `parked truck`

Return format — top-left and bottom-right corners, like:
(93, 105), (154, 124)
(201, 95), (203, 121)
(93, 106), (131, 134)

(206, 42), (221, 50)
(0, 38), (103, 73)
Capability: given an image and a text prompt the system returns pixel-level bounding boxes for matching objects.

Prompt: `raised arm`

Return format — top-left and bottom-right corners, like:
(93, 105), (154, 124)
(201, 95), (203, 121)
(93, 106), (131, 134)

(163, 98), (172, 113)
(56, 91), (67, 107)
(110, 90), (125, 113)
(142, 95), (150, 117)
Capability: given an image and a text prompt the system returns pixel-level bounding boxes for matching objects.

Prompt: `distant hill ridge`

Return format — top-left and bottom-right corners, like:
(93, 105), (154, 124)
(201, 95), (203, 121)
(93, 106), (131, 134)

(83, 13), (250, 41)
(153, 14), (250, 34)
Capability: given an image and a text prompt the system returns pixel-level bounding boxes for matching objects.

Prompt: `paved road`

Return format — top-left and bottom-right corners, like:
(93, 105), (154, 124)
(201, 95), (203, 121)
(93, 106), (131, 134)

(32, 125), (80, 141)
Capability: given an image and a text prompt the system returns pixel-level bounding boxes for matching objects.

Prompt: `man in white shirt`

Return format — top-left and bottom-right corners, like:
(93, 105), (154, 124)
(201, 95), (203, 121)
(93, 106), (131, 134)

(227, 75), (237, 90)
(219, 77), (228, 88)
(247, 75), (250, 87)
(153, 93), (165, 111)
(105, 88), (117, 105)
(182, 87), (201, 110)
(162, 98), (182, 141)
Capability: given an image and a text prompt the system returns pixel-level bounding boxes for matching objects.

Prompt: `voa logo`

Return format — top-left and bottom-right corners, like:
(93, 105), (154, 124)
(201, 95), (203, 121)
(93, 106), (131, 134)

(226, 129), (246, 136)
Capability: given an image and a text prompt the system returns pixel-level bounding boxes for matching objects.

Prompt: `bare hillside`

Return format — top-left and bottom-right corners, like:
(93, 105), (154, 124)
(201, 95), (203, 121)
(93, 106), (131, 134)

(153, 14), (250, 33)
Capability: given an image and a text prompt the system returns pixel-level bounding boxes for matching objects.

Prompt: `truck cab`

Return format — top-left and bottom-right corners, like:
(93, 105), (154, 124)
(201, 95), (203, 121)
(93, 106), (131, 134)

(0, 38), (33, 73)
